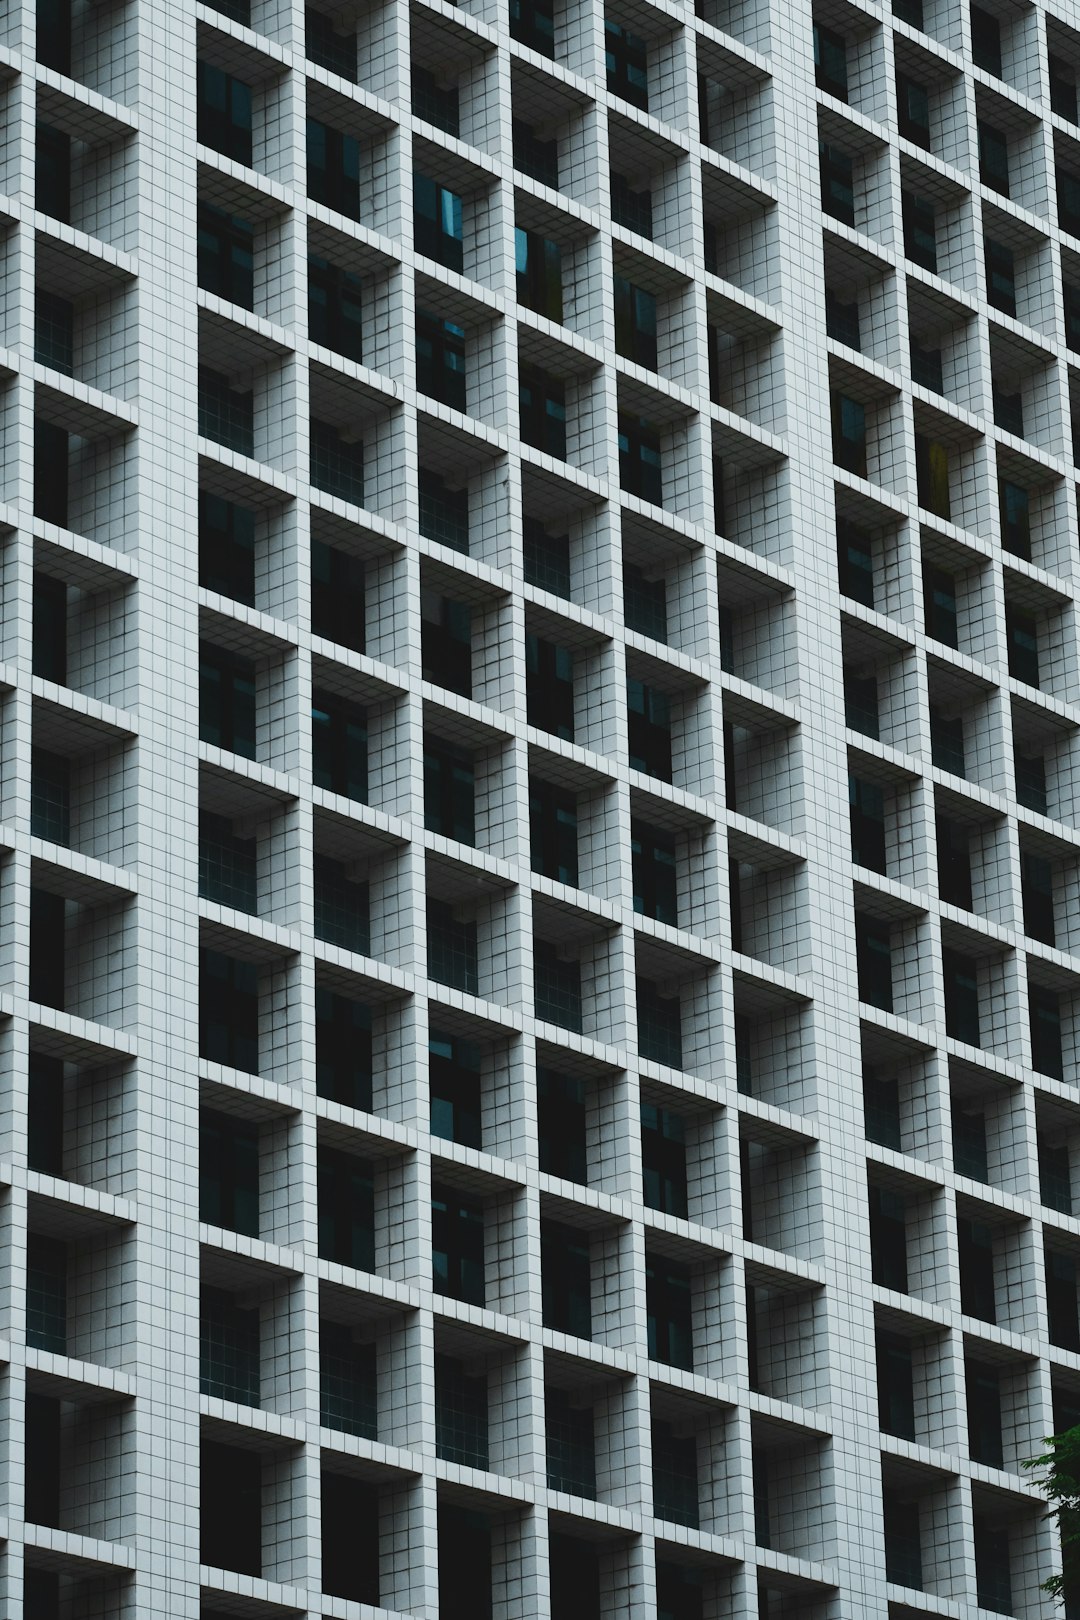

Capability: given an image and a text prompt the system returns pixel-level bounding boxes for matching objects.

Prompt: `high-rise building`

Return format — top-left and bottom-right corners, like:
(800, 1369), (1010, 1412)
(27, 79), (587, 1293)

(6, 0), (1080, 1612)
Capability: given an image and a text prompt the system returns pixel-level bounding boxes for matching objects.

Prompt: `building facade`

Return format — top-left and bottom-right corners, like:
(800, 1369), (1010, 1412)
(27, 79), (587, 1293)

(5, 0), (1080, 1613)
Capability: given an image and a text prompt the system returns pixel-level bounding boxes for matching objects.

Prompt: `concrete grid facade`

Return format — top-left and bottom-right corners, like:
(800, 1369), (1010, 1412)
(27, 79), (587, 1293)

(7, 0), (1080, 1613)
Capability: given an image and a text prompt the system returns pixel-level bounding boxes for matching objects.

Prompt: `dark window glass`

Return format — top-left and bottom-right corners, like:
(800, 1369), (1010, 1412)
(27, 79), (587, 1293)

(35, 289), (74, 375)
(427, 899), (478, 995)
(1015, 749), (1046, 813)
(831, 392), (867, 476)
(870, 1183), (908, 1290)
(974, 1514), (1012, 1615)
(199, 643), (257, 757)
(837, 519), (874, 605)
(1041, 1138), (1072, 1214)
(1031, 983), (1064, 1080)
(864, 1068), (902, 1149)
(546, 1387), (596, 1494)
(627, 677), (672, 779)
(438, 1504), (492, 1620)
(515, 227), (563, 321)
(429, 1032), (482, 1149)
(421, 591), (472, 697)
(624, 560), (667, 640)
(952, 1104), (988, 1181)
(523, 520), (571, 597)
(1067, 281), (1080, 353)
(826, 288), (861, 349)
(958, 1216), (996, 1321)
(902, 191), (937, 271)
(37, 123), (71, 222)
(311, 417), (365, 504)
(542, 1219), (591, 1334)
(200, 1284), (260, 1405)
(199, 491), (255, 605)
(970, 5), (1002, 76)
(652, 1419), (698, 1527)
(618, 415), (663, 504)
(614, 275), (658, 370)
(198, 203), (255, 308)
(1006, 603), (1039, 687)
(201, 1440), (261, 1576)
(883, 1491), (922, 1589)
(312, 690), (368, 801)
(1022, 850), (1055, 944)
(923, 562), (958, 647)
(877, 1332), (916, 1438)
(936, 816), (973, 910)
(915, 434), (951, 518)
(435, 1354), (488, 1467)
(309, 255), (364, 363)
(978, 120), (1009, 194)
(33, 571), (67, 681)
(537, 1068), (588, 1183)
(1048, 1247), (1080, 1349)
(197, 62), (253, 166)
(638, 978), (682, 1067)
(419, 468), (469, 553)
(993, 381), (1023, 436)
(424, 741), (475, 844)
(199, 811), (257, 913)
(307, 117), (362, 220)
(943, 948), (980, 1045)
(199, 948), (259, 1075)
(647, 1259), (694, 1369)
(199, 367), (253, 456)
(415, 174), (464, 271)
(30, 888), (65, 1011)
(432, 1189), (485, 1305)
(26, 1393), (61, 1529)
(930, 707), (965, 775)
(307, 7), (357, 78)
(411, 65), (459, 137)
(856, 914), (893, 1011)
(605, 18), (649, 109)
(519, 364), (567, 458)
(893, 0), (924, 26)
(850, 774), (886, 872)
(967, 1359), (1003, 1465)
(322, 1473), (379, 1603)
(311, 538), (365, 651)
(534, 938), (582, 1031)
(316, 988), (373, 1110)
(632, 822), (678, 925)
(417, 311), (467, 411)
(814, 22), (848, 100)
(30, 749), (70, 846)
(313, 853), (369, 953)
(37, 0), (72, 74)
(1051, 55), (1079, 122)
(318, 1146), (375, 1270)
(819, 142), (855, 225)
(611, 171), (653, 237)
(200, 1106), (259, 1234)
(910, 337), (944, 393)
(510, 0), (555, 55)
(514, 118), (558, 186)
(985, 237), (1016, 316)
(845, 667), (879, 736)
(896, 72), (930, 146)
(35, 420), (68, 527)
(26, 1234), (67, 1354)
(530, 779), (578, 885)
(641, 1104), (688, 1217)
(526, 634), (575, 740)
(321, 1321), (377, 1437)
(998, 477), (1030, 559)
